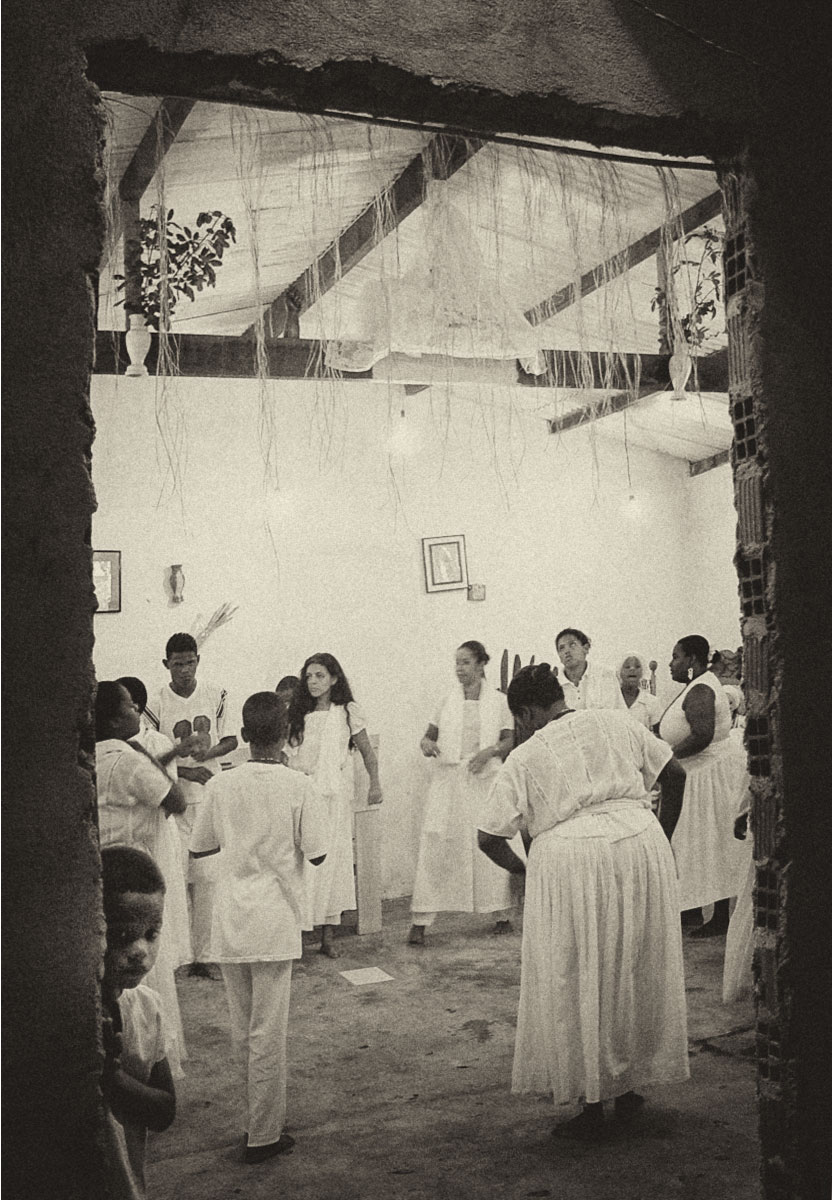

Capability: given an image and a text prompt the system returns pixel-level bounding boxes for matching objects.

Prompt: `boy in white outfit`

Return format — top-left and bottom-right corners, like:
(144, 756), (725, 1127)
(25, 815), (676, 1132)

(190, 691), (328, 1164)
(158, 632), (238, 978)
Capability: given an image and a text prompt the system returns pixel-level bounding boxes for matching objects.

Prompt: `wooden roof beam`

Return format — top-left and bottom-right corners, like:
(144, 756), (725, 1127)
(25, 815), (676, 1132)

(102, 97), (195, 270)
(241, 133), (482, 341)
(94, 335), (727, 395)
(524, 190), (723, 327)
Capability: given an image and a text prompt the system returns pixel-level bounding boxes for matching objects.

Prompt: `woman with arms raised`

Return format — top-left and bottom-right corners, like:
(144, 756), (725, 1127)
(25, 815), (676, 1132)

(478, 664), (688, 1140)
(659, 636), (748, 937)
(409, 641), (518, 946)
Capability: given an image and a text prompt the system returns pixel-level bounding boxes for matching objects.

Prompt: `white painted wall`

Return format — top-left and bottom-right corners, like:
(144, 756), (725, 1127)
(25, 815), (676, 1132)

(684, 463), (742, 653)
(91, 373), (739, 896)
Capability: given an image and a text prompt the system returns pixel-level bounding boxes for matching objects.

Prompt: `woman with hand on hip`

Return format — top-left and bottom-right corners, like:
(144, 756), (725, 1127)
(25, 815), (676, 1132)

(659, 636), (748, 936)
(286, 653), (382, 958)
(409, 641), (518, 946)
(478, 664), (689, 1140)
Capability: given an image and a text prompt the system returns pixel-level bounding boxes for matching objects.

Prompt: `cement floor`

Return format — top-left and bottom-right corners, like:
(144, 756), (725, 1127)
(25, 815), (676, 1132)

(148, 901), (758, 1200)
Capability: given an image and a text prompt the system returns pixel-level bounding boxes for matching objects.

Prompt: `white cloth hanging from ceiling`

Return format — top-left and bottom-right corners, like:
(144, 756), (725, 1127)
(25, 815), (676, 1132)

(324, 181), (545, 375)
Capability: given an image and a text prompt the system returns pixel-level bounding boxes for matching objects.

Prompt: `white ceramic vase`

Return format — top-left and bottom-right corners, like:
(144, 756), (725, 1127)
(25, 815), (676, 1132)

(125, 314), (152, 376)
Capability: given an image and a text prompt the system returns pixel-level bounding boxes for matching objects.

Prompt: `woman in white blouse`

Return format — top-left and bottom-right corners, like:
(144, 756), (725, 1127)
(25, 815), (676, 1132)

(556, 627), (626, 712)
(286, 653), (382, 958)
(478, 664), (688, 1139)
(618, 655), (663, 730)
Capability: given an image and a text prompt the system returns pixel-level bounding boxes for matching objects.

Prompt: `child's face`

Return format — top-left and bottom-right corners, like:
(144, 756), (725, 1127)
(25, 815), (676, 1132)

(103, 890), (165, 1000)
(164, 650), (199, 693)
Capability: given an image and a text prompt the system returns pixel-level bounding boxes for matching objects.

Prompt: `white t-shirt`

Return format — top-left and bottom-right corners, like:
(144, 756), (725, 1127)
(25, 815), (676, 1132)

(96, 739), (171, 853)
(118, 984), (168, 1193)
(190, 761), (329, 962)
(560, 662), (627, 712)
(157, 679), (232, 822)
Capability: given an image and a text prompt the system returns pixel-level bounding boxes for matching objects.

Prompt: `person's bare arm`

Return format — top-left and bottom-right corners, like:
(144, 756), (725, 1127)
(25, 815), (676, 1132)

(674, 685), (716, 758)
(420, 723), (440, 758)
(352, 728), (383, 804)
(104, 1054), (176, 1133)
(656, 756), (686, 841)
(477, 830), (526, 875)
(469, 728), (514, 774)
(192, 735), (238, 763)
(160, 780), (187, 817)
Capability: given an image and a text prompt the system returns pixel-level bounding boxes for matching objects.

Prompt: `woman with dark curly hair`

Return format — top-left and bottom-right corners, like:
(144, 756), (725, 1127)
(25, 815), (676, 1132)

(478, 664), (688, 1139)
(285, 653), (382, 958)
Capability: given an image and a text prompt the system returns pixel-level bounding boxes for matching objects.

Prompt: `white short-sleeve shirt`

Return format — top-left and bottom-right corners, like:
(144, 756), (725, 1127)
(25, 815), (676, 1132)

(481, 709), (672, 841)
(96, 739), (171, 852)
(626, 689), (664, 730)
(190, 761), (329, 962)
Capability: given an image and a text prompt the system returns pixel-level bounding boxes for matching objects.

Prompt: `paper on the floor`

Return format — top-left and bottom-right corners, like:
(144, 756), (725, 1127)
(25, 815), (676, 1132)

(339, 967), (394, 985)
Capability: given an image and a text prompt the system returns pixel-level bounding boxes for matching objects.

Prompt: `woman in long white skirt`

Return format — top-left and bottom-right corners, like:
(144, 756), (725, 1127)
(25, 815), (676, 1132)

(409, 641), (518, 945)
(479, 664), (690, 1139)
(659, 636), (748, 936)
(286, 653), (382, 958)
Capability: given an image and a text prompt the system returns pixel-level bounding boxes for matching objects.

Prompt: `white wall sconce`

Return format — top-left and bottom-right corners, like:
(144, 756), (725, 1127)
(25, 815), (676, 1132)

(168, 564), (185, 604)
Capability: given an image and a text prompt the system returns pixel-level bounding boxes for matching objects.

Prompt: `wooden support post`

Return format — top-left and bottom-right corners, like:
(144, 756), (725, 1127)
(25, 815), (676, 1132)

(353, 735), (382, 935)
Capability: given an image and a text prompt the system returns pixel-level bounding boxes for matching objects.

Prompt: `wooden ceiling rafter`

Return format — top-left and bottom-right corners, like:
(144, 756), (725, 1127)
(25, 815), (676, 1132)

(544, 346), (728, 433)
(102, 97), (196, 272)
(240, 133), (482, 341)
(524, 190), (723, 327)
(93, 333), (727, 394)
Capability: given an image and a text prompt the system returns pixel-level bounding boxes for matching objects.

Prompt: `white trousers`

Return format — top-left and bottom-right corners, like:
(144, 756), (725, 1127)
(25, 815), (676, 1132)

(188, 880), (216, 962)
(221, 960), (293, 1148)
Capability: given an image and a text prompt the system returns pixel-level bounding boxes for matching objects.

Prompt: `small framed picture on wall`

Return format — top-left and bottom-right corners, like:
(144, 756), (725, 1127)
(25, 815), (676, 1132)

(93, 550), (122, 614)
(422, 535), (468, 593)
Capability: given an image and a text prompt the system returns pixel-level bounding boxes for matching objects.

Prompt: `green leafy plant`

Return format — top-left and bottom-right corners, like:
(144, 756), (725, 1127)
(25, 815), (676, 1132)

(115, 206), (236, 330)
(652, 225), (724, 350)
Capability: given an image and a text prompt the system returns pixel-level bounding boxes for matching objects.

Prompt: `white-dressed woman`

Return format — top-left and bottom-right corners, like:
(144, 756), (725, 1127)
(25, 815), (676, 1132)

(618, 655), (664, 731)
(286, 653), (382, 958)
(556, 627), (626, 711)
(659, 635), (749, 936)
(95, 680), (191, 1076)
(478, 664), (689, 1139)
(409, 641), (518, 946)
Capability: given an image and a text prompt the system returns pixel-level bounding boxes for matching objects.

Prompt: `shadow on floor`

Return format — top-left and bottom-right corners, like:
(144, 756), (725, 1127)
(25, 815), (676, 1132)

(148, 900), (757, 1200)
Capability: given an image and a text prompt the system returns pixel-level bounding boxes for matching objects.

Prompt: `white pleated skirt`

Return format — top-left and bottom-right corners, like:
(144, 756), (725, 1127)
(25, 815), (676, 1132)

(513, 814), (689, 1106)
(671, 740), (749, 910)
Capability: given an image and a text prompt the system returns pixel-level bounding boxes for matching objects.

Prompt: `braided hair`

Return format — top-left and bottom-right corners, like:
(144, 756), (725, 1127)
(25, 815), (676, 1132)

(506, 663), (564, 717)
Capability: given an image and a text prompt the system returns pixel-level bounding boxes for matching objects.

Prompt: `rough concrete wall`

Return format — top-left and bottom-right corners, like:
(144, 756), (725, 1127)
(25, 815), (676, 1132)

(725, 131), (832, 1197)
(4, 5), (107, 1199)
(5, 1), (831, 1197)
